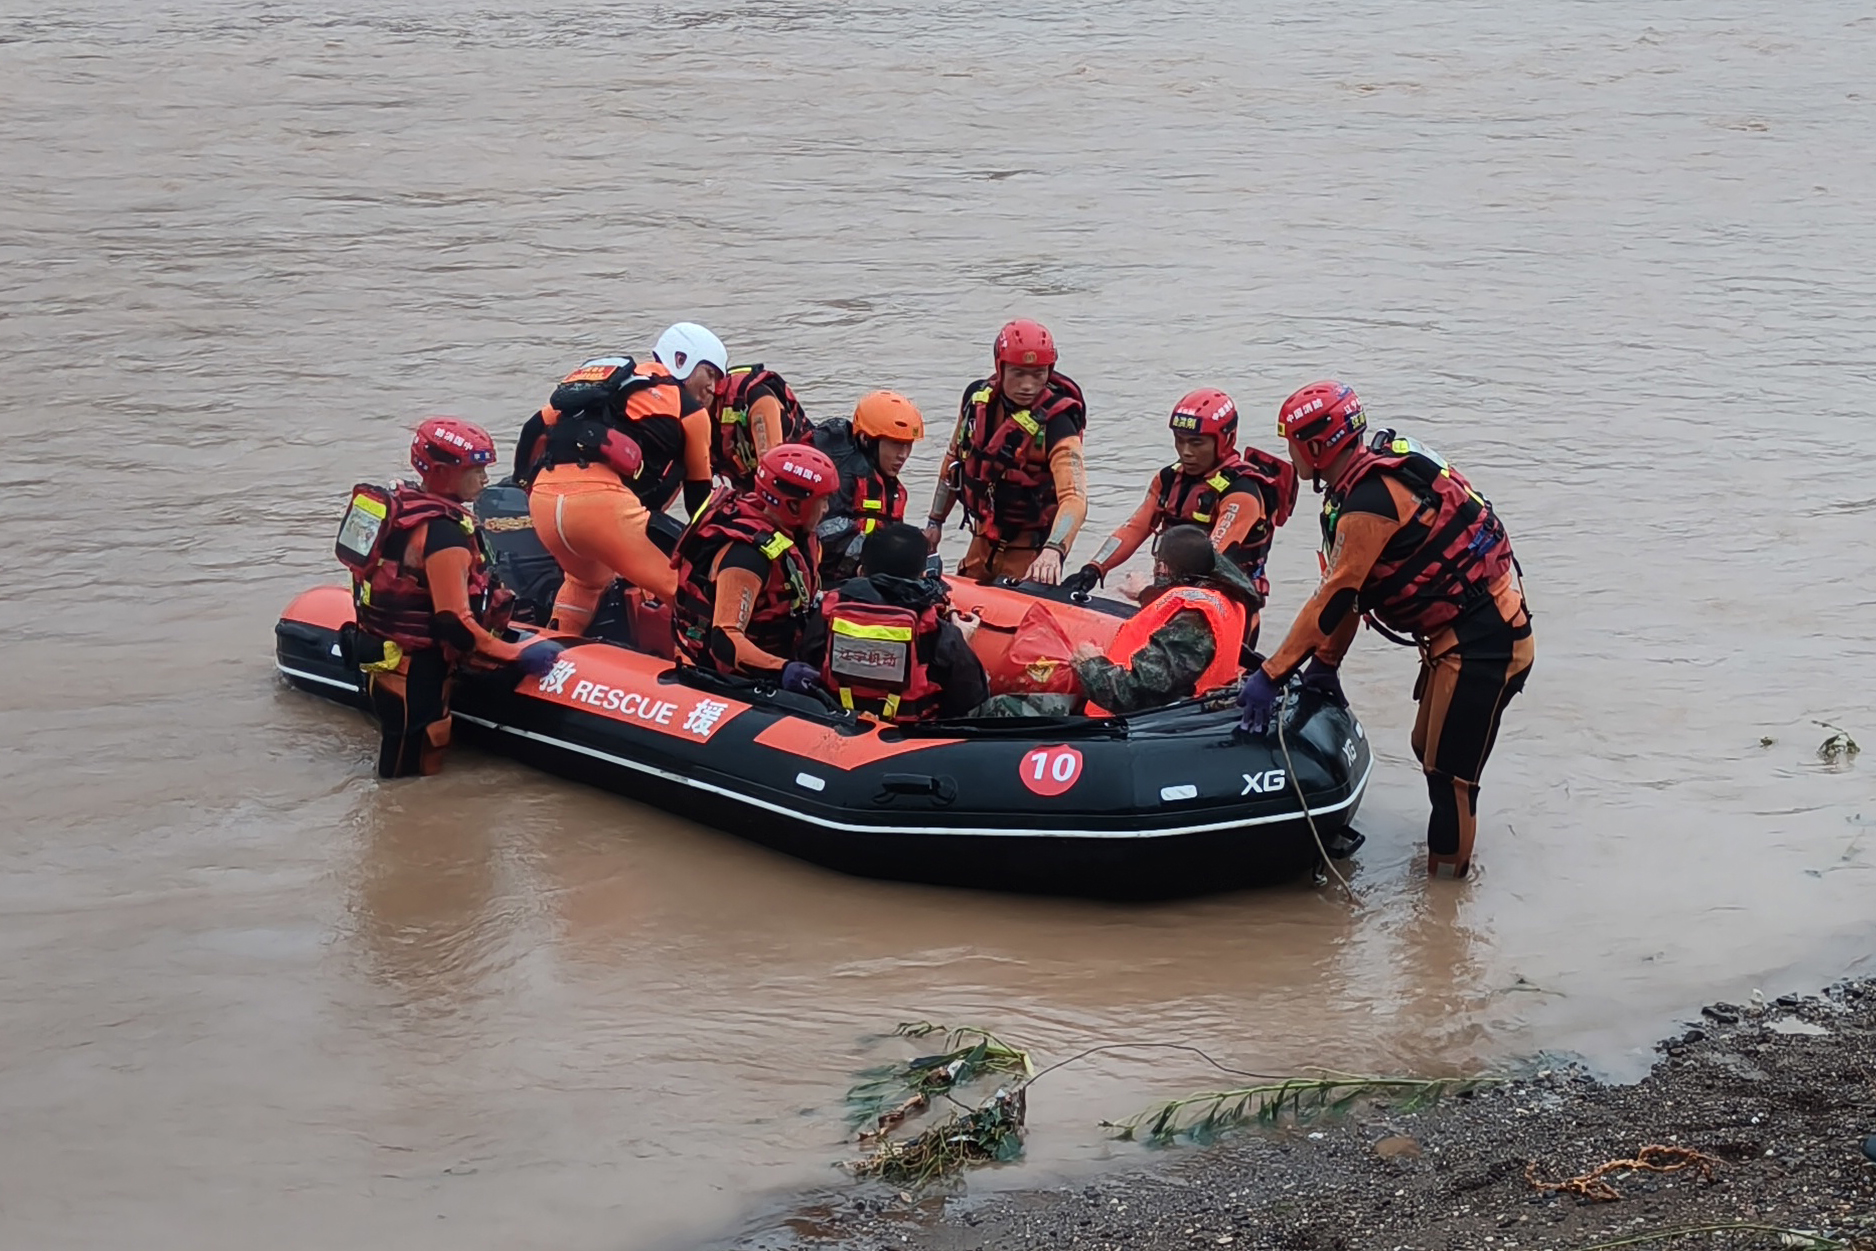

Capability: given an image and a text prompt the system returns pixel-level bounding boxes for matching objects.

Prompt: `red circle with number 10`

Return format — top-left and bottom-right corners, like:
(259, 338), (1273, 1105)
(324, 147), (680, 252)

(1019, 745), (1084, 796)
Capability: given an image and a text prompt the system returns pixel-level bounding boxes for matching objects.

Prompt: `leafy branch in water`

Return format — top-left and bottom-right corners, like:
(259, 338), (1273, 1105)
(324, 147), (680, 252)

(847, 1087), (1027, 1186)
(1816, 721), (1861, 766)
(845, 1022), (1035, 1129)
(1102, 1073), (1500, 1145)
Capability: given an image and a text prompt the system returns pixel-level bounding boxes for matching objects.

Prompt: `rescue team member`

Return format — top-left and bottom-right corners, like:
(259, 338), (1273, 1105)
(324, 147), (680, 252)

(518, 325), (728, 635)
(797, 522), (990, 722)
(1063, 388), (1298, 649)
(1238, 381), (1533, 880)
(336, 419), (553, 778)
(810, 390), (926, 585)
(672, 443), (839, 679)
(711, 362), (813, 490)
(978, 525), (1257, 717)
(922, 319), (1089, 585)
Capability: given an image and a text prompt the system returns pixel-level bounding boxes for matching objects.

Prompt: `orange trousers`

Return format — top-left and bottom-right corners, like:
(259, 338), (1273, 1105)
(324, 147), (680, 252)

(529, 468), (679, 637)
(1411, 598), (1535, 879)
(958, 531), (1045, 584)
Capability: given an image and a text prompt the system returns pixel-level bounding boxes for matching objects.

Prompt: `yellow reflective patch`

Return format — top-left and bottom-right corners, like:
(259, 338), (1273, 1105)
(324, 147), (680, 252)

(839, 687), (855, 710)
(831, 619), (914, 642)
(723, 408), (747, 425)
(1391, 439), (1412, 455)
(1012, 410), (1042, 437)
(861, 498), (883, 510)
(349, 492), (388, 520)
(971, 387), (993, 404)
(1207, 472), (1231, 492)
(758, 532), (795, 560)
(882, 694), (902, 718)
(362, 638), (403, 673)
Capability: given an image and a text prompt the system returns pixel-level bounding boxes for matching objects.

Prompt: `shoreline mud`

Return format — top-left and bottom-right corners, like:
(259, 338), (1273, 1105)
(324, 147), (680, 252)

(723, 980), (1876, 1251)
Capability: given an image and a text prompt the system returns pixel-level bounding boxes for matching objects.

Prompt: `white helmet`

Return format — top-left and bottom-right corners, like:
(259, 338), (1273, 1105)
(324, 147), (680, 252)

(653, 322), (728, 381)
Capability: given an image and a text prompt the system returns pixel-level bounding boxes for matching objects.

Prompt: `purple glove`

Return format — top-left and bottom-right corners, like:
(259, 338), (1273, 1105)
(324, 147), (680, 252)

(780, 661), (823, 695)
(514, 639), (565, 678)
(1299, 658), (1347, 708)
(1236, 669), (1282, 734)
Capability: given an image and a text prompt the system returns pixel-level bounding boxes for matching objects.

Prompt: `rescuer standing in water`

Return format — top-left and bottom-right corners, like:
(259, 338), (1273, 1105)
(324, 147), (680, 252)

(1238, 382), (1534, 880)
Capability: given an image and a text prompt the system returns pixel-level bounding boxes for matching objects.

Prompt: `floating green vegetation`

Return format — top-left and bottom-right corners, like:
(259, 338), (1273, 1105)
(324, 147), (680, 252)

(844, 1023), (1036, 1184)
(1102, 1073), (1500, 1146)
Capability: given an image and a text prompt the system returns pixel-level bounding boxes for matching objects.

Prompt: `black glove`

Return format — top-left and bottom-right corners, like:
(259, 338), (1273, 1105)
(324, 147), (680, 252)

(1298, 657), (1347, 708)
(1061, 563), (1103, 598)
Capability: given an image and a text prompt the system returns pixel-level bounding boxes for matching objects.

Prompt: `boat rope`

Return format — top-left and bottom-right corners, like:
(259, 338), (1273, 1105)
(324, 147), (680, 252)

(1274, 692), (1358, 904)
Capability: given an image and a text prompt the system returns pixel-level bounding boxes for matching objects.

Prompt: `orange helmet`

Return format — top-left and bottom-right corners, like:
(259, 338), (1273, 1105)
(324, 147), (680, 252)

(754, 443), (839, 527)
(851, 390), (925, 442)
(993, 319), (1057, 371)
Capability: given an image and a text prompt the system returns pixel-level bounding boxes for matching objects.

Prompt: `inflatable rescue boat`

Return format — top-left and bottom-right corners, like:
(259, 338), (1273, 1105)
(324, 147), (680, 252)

(275, 486), (1371, 899)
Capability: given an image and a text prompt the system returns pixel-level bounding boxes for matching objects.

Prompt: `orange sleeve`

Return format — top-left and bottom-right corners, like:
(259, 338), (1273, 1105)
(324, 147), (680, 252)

(1261, 485), (1413, 678)
(681, 408), (713, 484)
(748, 394), (785, 461)
(1090, 488), (1161, 573)
(1042, 434), (1088, 553)
(1208, 487), (1267, 558)
(709, 558), (790, 672)
(424, 542), (523, 663)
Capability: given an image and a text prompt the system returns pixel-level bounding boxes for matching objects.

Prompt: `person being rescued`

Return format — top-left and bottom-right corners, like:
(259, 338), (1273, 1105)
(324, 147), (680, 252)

(671, 442), (840, 681)
(976, 524), (1261, 718)
(513, 323), (728, 636)
(796, 521), (990, 722)
(1062, 387), (1297, 653)
(810, 390), (927, 586)
(336, 418), (555, 778)
(1236, 381), (1534, 881)
(710, 361), (814, 491)
(921, 319), (1089, 585)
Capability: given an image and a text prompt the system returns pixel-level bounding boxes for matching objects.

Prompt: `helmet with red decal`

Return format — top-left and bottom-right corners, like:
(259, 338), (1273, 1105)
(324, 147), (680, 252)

(754, 442), (840, 527)
(1276, 380), (1366, 475)
(1168, 388), (1239, 455)
(410, 417), (497, 478)
(992, 319), (1057, 371)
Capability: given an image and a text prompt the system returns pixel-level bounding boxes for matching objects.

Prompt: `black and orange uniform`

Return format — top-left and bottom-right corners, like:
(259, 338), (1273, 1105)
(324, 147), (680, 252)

(1087, 447), (1296, 646)
(671, 491), (820, 676)
(931, 375), (1089, 582)
(522, 358), (706, 636)
(1263, 431), (1533, 877)
(712, 365), (812, 490)
(810, 418), (910, 585)
(799, 574), (989, 722)
(338, 484), (521, 777)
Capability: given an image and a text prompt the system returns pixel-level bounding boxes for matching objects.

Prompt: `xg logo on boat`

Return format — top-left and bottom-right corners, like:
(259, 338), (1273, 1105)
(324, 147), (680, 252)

(1241, 769), (1287, 795)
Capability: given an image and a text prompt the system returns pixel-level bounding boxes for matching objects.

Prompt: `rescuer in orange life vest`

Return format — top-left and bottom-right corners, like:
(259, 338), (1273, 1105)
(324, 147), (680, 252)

(975, 525), (1262, 718)
(922, 319), (1089, 585)
(796, 522), (991, 722)
(671, 443), (841, 681)
(1237, 381), (1534, 880)
(512, 325), (726, 636)
(810, 389), (927, 585)
(710, 361), (814, 490)
(336, 419), (558, 778)
(1062, 387), (1298, 652)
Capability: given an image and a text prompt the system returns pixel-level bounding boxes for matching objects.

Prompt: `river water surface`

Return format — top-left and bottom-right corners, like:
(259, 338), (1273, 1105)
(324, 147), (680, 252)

(2, 2), (1873, 1248)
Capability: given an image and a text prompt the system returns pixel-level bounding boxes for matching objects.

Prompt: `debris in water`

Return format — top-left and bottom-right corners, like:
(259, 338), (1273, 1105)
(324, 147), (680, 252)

(1102, 1074), (1497, 1145)
(1760, 736), (1777, 747)
(845, 1022), (1034, 1129)
(843, 1023), (1036, 1185)
(1815, 722), (1860, 765)
(847, 1086), (1027, 1185)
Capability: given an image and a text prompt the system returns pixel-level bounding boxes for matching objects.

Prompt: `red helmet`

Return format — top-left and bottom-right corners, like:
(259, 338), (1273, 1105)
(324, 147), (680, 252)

(993, 319), (1057, 371)
(410, 417), (497, 478)
(1276, 381), (1366, 474)
(1168, 388), (1238, 455)
(754, 442), (839, 527)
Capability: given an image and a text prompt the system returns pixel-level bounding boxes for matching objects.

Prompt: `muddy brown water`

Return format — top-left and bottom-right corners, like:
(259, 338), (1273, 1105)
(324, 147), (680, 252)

(2, 2), (1873, 1248)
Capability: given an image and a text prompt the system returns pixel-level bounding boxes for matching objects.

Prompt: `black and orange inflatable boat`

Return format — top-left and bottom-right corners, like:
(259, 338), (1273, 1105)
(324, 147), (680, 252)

(274, 487), (1371, 899)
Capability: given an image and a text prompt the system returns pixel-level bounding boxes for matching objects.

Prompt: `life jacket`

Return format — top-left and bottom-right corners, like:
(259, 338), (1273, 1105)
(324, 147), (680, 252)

(524, 357), (681, 505)
(1323, 429), (1515, 639)
(671, 488), (820, 672)
(811, 418), (909, 579)
(816, 592), (945, 723)
(335, 482), (499, 658)
(953, 373), (1087, 541)
(712, 364), (812, 487)
(1148, 446), (1298, 600)
(1084, 584), (1246, 717)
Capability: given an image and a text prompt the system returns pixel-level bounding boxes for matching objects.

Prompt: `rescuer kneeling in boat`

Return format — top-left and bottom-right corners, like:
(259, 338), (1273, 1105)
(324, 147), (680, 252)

(922, 319), (1089, 585)
(811, 390), (927, 585)
(337, 419), (554, 778)
(672, 443), (840, 680)
(710, 361), (814, 491)
(1063, 388), (1297, 652)
(1237, 381), (1534, 881)
(799, 522), (990, 721)
(977, 525), (1259, 717)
